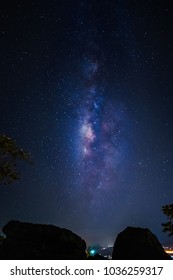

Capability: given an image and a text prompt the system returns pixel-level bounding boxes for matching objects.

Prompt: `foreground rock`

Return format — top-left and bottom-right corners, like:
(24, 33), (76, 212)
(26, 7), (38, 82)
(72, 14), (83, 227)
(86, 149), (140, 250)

(0, 220), (87, 260)
(112, 226), (171, 260)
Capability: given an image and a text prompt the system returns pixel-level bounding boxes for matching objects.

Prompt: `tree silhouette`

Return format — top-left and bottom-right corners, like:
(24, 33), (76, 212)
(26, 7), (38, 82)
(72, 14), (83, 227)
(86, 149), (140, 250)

(0, 135), (31, 184)
(0, 233), (4, 244)
(161, 204), (173, 236)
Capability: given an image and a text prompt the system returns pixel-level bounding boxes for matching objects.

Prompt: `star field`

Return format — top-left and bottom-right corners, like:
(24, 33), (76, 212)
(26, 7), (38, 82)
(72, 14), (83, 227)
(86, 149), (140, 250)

(0, 0), (173, 246)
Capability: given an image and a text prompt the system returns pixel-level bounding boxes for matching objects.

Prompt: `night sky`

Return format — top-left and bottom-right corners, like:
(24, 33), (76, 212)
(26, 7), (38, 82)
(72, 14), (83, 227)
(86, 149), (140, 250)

(0, 0), (173, 246)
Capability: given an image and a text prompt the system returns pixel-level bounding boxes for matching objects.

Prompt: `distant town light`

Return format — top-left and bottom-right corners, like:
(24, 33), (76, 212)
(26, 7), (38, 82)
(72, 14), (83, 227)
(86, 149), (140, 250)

(89, 249), (96, 256)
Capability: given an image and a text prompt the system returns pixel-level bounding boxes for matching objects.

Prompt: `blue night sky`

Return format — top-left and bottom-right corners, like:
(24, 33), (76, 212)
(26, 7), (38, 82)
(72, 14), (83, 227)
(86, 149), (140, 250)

(0, 0), (173, 246)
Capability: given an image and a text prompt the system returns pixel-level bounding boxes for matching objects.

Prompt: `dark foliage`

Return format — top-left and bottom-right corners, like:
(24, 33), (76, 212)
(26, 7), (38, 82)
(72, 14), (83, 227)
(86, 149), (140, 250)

(0, 135), (31, 184)
(161, 204), (173, 236)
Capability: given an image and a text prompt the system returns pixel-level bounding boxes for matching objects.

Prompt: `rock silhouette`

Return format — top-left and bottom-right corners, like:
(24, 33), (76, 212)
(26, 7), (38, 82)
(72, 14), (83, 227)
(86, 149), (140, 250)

(0, 222), (171, 260)
(0, 220), (87, 260)
(112, 226), (171, 260)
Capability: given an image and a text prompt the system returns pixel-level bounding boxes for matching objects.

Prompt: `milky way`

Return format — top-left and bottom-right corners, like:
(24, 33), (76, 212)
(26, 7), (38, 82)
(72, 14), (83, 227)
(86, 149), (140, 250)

(75, 55), (129, 201)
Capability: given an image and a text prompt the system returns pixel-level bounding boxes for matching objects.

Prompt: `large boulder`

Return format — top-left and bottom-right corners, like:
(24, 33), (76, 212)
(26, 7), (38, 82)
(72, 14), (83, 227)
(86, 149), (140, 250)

(112, 226), (171, 260)
(0, 220), (87, 260)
